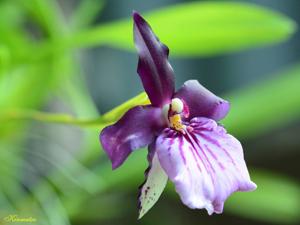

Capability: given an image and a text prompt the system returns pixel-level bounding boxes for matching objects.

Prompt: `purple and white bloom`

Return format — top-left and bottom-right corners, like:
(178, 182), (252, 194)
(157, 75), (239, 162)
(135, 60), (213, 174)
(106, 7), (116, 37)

(100, 12), (256, 218)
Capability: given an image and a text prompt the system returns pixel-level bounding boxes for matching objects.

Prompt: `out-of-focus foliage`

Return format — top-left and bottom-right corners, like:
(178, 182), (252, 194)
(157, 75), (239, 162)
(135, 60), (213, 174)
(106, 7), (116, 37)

(70, 2), (296, 56)
(0, 0), (299, 225)
(226, 170), (300, 224)
(223, 64), (300, 138)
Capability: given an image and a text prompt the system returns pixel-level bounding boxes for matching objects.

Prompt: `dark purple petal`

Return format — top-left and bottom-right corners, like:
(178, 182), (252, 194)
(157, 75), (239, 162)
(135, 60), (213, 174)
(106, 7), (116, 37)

(100, 105), (165, 169)
(133, 12), (175, 107)
(174, 80), (230, 121)
(156, 117), (256, 214)
(138, 142), (168, 219)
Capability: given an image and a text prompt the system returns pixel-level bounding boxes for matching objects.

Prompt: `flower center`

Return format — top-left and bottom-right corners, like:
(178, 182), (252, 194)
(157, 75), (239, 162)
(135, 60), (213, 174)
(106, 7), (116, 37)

(163, 98), (188, 133)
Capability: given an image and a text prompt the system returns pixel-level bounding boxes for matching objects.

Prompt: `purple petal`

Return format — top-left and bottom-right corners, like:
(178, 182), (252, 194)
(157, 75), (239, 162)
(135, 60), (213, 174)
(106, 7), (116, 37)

(100, 105), (165, 169)
(174, 80), (230, 121)
(133, 12), (175, 107)
(138, 142), (168, 219)
(156, 117), (256, 214)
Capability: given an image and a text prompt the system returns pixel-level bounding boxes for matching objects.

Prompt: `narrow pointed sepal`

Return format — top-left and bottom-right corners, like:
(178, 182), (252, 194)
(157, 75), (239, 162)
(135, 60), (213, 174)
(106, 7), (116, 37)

(138, 142), (168, 219)
(133, 12), (175, 107)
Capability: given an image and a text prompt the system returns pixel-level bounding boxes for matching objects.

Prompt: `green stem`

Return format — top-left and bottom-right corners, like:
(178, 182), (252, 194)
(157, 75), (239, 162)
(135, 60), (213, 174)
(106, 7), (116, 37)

(0, 92), (150, 127)
(1, 109), (103, 127)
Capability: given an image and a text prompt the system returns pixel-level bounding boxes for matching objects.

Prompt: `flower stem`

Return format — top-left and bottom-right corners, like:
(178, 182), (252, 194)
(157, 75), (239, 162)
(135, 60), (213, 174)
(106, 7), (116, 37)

(0, 92), (150, 128)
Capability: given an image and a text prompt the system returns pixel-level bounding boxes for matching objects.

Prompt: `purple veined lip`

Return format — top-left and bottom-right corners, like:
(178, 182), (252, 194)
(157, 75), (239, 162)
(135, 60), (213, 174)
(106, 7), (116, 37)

(99, 11), (256, 219)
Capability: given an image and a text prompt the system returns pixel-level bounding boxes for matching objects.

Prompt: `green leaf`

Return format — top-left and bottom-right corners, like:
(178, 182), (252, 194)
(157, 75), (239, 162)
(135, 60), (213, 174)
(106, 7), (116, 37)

(0, 45), (10, 77)
(18, 0), (66, 38)
(70, 0), (105, 30)
(69, 2), (296, 56)
(223, 64), (300, 138)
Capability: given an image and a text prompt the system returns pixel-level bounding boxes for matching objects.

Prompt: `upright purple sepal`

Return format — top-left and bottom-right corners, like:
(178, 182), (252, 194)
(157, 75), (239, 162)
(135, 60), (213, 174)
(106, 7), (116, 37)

(133, 12), (175, 107)
(100, 105), (164, 169)
(174, 80), (230, 121)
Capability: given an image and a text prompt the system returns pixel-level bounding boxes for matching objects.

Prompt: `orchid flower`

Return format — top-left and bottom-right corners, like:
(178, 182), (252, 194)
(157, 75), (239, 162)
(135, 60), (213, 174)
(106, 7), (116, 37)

(100, 12), (256, 218)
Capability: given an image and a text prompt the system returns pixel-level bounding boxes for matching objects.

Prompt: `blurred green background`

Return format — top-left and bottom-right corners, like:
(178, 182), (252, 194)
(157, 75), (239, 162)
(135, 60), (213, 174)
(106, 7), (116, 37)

(0, 0), (300, 225)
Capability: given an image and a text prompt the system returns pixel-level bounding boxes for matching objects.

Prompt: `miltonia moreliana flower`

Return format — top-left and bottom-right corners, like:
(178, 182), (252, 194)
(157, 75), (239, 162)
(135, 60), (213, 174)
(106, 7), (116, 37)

(100, 11), (256, 219)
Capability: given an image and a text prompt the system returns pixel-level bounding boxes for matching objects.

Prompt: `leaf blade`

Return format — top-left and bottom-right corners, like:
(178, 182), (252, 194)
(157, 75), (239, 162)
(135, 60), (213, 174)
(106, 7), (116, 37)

(70, 2), (297, 56)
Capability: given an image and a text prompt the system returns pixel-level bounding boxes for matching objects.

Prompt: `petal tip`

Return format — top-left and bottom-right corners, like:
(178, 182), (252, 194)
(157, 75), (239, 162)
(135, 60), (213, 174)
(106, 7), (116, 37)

(132, 11), (144, 25)
(239, 180), (257, 192)
(221, 99), (230, 111)
(111, 161), (120, 170)
(132, 10), (138, 18)
(248, 181), (258, 191)
(214, 99), (230, 121)
(205, 204), (214, 215)
(99, 123), (130, 170)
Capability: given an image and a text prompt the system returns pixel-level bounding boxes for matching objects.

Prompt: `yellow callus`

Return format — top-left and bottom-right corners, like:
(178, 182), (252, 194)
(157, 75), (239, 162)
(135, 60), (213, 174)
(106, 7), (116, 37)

(169, 114), (185, 132)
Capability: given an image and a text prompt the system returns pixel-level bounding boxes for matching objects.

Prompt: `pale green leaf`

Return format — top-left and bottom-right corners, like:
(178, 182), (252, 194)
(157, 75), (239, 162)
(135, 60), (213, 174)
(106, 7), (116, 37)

(70, 0), (105, 30)
(69, 2), (296, 56)
(223, 64), (300, 138)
